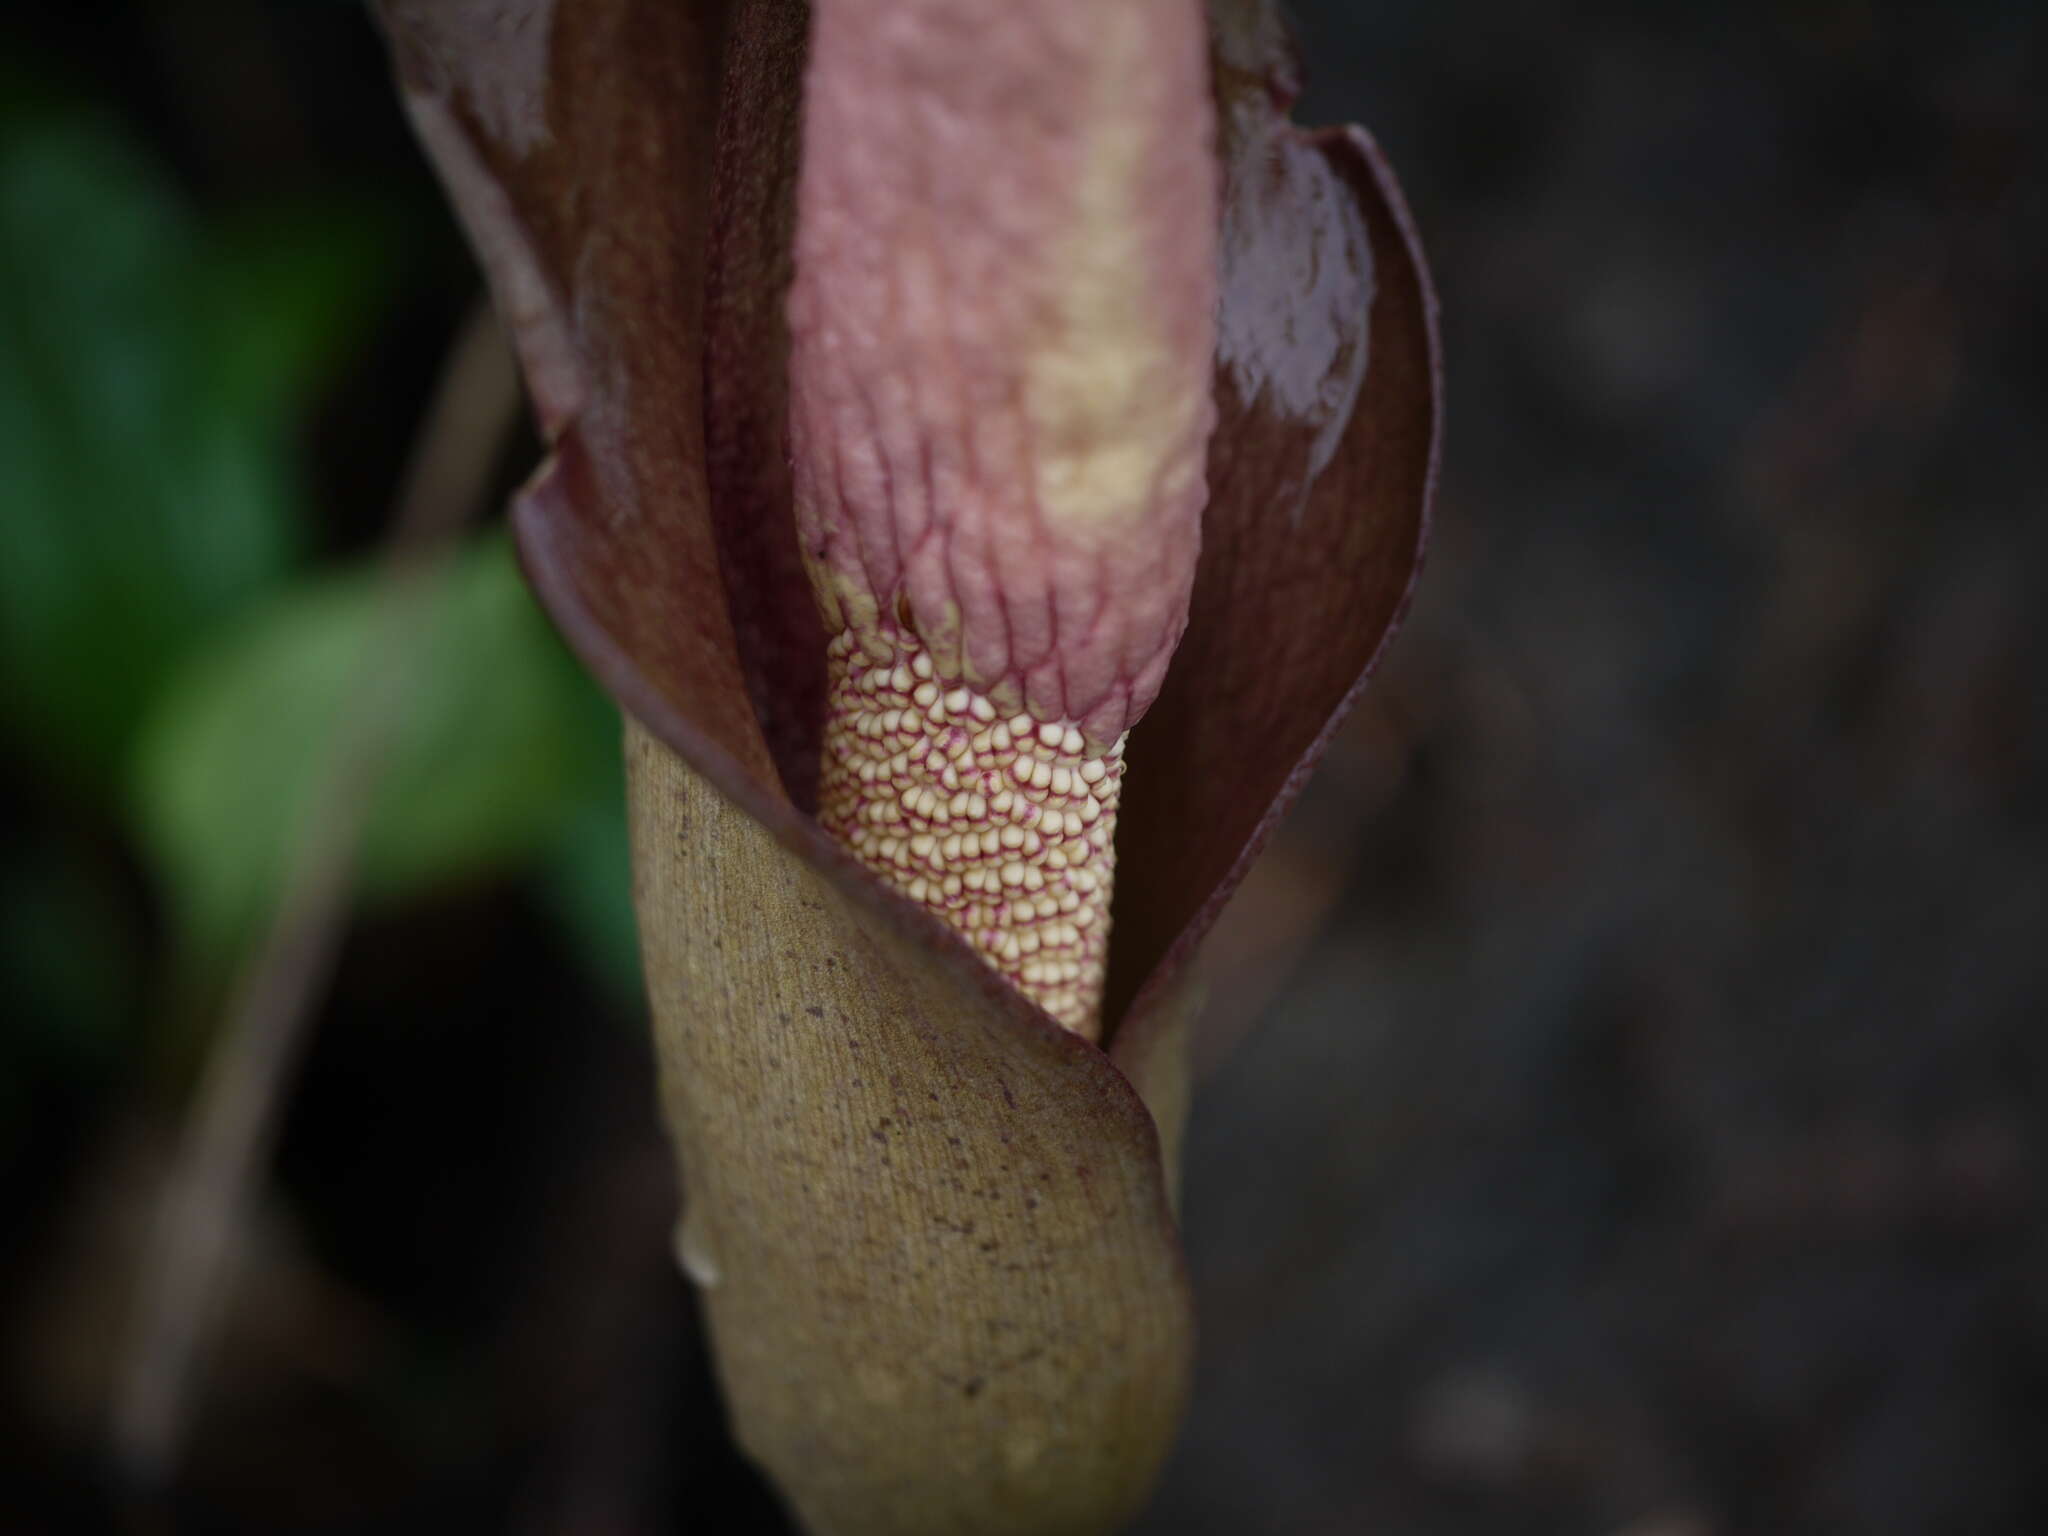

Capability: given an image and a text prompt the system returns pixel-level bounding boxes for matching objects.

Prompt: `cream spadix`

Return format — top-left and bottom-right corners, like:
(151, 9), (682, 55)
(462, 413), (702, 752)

(788, 0), (1219, 1037)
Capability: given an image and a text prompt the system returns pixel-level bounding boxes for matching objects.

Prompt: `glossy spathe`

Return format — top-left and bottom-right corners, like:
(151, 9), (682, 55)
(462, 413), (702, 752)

(375, 0), (1437, 1528)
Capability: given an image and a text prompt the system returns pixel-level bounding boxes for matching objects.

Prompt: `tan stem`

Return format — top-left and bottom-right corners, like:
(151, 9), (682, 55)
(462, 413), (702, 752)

(626, 720), (1192, 1535)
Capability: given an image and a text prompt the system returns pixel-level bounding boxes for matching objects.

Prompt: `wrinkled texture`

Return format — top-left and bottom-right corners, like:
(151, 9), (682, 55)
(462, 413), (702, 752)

(789, 0), (1218, 745)
(374, 0), (1436, 1528)
(378, 0), (1436, 1045)
(789, 0), (1221, 1038)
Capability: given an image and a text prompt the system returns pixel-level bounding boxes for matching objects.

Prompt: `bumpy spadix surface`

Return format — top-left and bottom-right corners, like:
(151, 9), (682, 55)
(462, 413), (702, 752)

(791, 0), (1216, 1035)
(818, 626), (1124, 1037)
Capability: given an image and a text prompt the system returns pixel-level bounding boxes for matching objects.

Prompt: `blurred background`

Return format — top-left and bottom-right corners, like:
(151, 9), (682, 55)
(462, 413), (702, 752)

(2, 0), (2042, 1532)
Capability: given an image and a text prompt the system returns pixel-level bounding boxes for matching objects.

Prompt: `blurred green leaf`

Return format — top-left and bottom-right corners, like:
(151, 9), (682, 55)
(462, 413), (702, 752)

(131, 535), (597, 968)
(0, 86), (390, 789)
(0, 841), (136, 1066)
(542, 701), (642, 1006)
(0, 822), (140, 1152)
(197, 198), (397, 433)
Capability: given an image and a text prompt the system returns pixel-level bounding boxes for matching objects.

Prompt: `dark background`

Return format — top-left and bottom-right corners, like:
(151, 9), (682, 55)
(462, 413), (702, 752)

(4, 1), (2044, 1532)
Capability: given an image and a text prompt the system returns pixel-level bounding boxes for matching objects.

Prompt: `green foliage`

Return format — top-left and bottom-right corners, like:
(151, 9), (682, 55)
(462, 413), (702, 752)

(543, 712), (642, 1004)
(0, 835), (135, 1077)
(0, 87), (388, 789)
(130, 536), (605, 968)
(0, 72), (639, 1018)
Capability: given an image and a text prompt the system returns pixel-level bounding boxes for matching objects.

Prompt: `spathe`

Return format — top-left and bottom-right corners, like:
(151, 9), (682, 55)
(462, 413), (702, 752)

(375, 1), (1437, 1529)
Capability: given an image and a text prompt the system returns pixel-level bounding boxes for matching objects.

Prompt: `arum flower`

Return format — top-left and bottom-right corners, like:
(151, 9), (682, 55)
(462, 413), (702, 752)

(376, 0), (1437, 1530)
